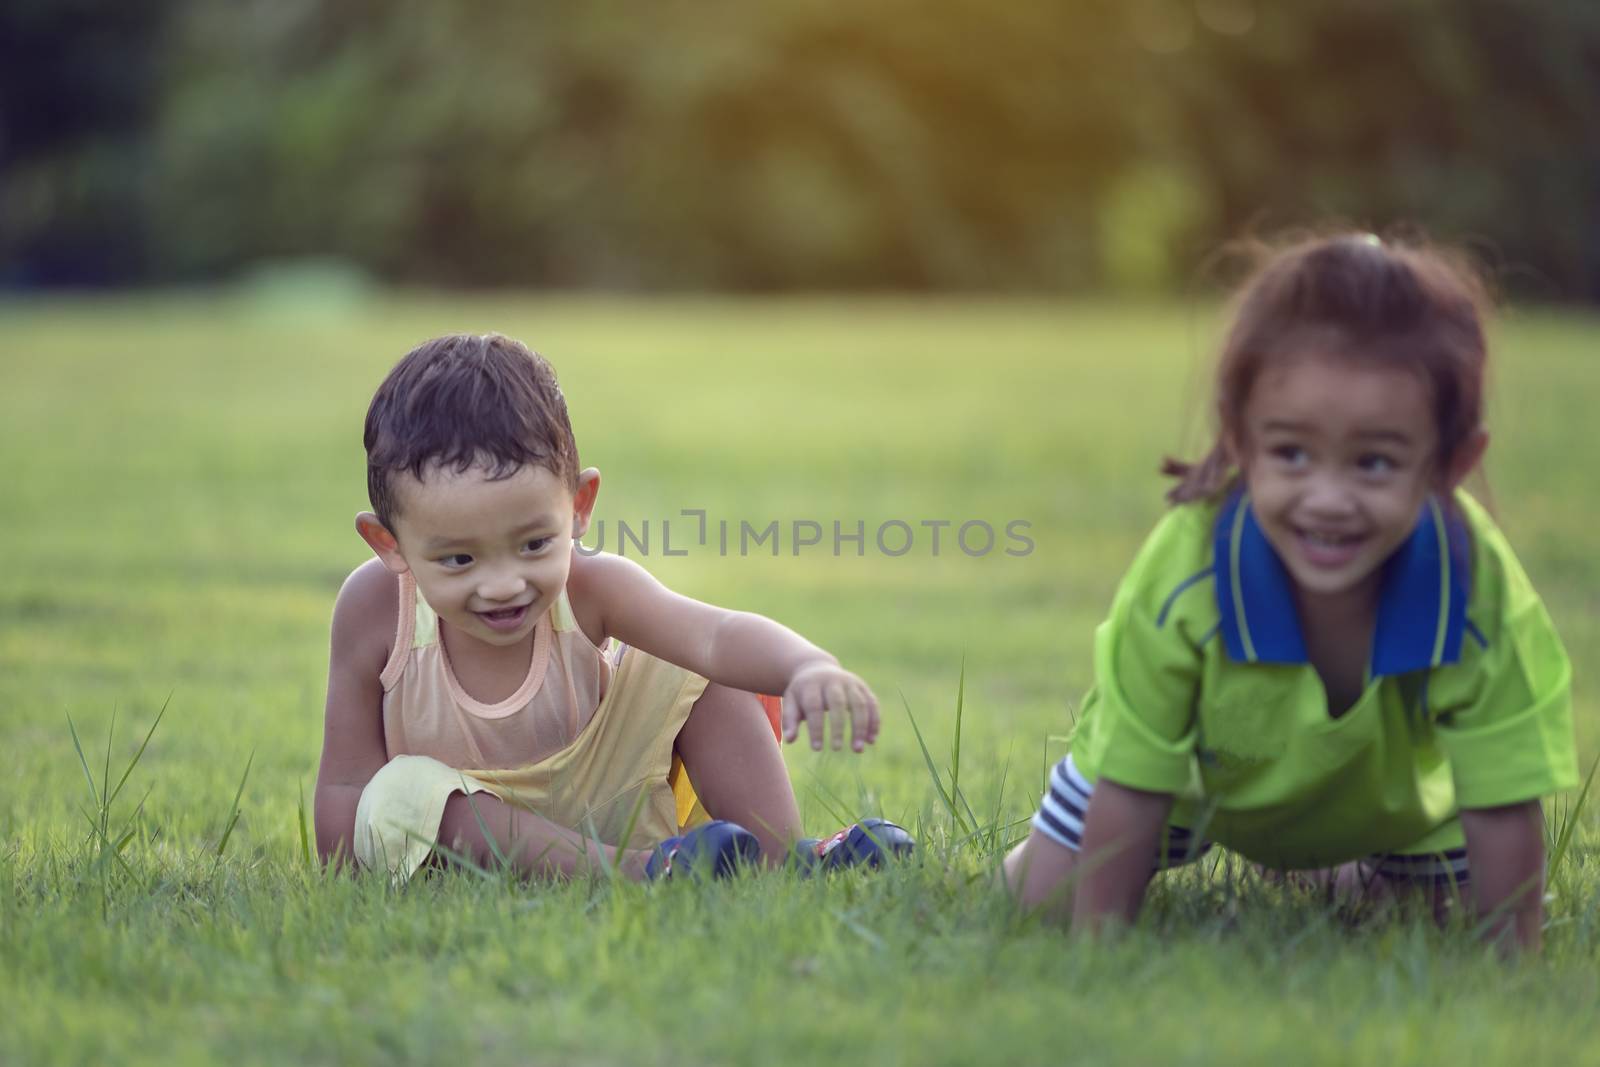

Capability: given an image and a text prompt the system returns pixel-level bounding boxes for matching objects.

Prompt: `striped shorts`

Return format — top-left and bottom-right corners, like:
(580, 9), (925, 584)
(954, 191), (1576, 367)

(1032, 755), (1471, 888)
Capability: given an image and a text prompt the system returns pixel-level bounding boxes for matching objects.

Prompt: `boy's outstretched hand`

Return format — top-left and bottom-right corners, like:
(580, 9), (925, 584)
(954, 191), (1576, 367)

(782, 661), (880, 752)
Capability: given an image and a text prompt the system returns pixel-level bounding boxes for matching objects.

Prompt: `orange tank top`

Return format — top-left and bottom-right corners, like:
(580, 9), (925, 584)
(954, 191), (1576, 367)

(377, 572), (610, 769)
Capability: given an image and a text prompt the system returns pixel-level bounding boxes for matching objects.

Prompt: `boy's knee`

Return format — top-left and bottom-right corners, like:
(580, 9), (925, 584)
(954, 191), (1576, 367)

(688, 683), (763, 723)
(354, 755), (475, 878)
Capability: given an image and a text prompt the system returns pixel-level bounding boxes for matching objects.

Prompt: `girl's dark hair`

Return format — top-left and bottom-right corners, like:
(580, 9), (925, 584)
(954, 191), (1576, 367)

(1164, 232), (1491, 505)
(364, 333), (579, 529)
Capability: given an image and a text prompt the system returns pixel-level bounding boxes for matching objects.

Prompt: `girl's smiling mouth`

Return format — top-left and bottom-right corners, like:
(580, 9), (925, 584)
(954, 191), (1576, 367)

(1294, 526), (1369, 568)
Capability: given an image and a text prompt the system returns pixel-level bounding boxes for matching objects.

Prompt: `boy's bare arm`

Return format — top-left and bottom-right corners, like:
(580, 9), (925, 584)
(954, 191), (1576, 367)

(569, 551), (879, 750)
(436, 791), (650, 881)
(1071, 778), (1172, 932)
(1460, 800), (1545, 954)
(314, 560), (394, 868)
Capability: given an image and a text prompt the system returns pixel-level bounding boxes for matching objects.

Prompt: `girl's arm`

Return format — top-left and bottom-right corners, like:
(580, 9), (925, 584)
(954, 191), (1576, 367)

(1459, 800), (1545, 953)
(569, 551), (879, 751)
(1072, 778), (1173, 930)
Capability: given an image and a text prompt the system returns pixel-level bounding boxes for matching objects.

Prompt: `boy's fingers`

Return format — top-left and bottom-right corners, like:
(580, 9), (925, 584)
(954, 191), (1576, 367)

(825, 681), (848, 751)
(805, 707), (825, 750)
(803, 690), (826, 751)
(781, 689), (801, 743)
(852, 690), (876, 751)
(845, 684), (866, 751)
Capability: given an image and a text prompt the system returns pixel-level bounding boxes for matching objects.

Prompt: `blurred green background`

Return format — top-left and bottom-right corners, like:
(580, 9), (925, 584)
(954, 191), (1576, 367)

(4, 0), (1599, 298)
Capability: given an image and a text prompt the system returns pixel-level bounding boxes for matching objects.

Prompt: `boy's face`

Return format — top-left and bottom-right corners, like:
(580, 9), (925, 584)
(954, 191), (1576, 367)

(368, 462), (596, 649)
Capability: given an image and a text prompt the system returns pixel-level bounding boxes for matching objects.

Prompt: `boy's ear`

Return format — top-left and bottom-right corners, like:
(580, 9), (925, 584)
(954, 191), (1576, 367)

(356, 513), (410, 574)
(571, 468), (601, 540)
(1443, 429), (1489, 491)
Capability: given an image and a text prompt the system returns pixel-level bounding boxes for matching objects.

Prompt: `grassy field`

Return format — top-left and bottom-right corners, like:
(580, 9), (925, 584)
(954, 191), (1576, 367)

(2, 291), (1598, 1065)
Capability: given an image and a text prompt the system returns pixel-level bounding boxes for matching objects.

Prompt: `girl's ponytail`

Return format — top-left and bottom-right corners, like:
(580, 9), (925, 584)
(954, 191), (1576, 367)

(1160, 445), (1235, 505)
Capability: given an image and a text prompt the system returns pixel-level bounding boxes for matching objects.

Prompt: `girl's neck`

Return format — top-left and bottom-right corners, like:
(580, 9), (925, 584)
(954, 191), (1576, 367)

(1291, 575), (1380, 635)
(1292, 576), (1381, 718)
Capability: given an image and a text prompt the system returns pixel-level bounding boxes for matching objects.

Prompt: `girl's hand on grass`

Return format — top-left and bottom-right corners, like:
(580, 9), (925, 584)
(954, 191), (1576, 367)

(781, 661), (880, 752)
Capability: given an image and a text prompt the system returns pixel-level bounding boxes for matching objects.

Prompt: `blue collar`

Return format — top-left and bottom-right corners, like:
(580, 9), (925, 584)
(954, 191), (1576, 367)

(1213, 490), (1471, 676)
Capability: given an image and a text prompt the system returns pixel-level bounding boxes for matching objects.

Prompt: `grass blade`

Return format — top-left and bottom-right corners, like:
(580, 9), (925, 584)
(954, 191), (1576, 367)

(1547, 753), (1599, 889)
(75, 805), (142, 885)
(107, 692), (170, 809)
(950, 657), (963, 827)
(987, 744), (1014, 854)
(76, 805), (105, 839)
(953, 814), (1033, 853)
(802, 773), (855, 835)
(114, 786), (154, 854)
(297, 779), (315, 871)
(64, 712), (101, 808)
(102, 704), (116, 817)
(900, 691), (968, 835)
(946, 659), (982, 837)
(214, 749), (255, 861)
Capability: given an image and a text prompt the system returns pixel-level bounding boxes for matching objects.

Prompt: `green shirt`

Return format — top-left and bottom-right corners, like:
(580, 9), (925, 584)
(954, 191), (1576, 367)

(1068, 489), (1577, 867)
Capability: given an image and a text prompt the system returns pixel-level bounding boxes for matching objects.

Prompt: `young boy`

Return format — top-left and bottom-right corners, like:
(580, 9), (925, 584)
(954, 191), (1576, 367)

(315, 333), (911, 882)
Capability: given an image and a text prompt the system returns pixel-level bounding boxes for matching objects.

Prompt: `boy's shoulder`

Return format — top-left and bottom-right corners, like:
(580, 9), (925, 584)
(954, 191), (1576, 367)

(331, 558), (401, 673)
(566, 545), (657, 590)
(564, 547), (658, 643)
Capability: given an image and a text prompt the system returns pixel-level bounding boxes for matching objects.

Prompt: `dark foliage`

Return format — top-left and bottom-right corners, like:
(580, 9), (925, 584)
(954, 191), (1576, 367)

(3, 0), (1597, 298)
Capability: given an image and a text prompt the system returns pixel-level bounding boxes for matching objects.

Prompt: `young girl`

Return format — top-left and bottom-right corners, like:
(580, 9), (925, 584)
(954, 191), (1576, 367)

(1004, 233), (1578, 950)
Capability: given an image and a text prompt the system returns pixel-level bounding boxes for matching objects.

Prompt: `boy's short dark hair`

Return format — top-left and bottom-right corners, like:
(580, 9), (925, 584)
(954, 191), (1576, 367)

(364, 333), (579, 529)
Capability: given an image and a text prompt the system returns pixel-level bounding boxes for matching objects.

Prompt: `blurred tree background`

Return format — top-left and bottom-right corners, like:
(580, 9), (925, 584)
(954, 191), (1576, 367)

(3, 0), (1598, 298)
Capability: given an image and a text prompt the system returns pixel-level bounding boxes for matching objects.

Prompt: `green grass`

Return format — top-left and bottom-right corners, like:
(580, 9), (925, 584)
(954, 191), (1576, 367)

(2, 291), (1598, 1065)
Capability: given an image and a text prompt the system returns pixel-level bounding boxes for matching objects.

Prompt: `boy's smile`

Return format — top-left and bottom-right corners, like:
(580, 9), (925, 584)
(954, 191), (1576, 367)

(379, 462), (591, 649)
(1238, 352), (1439, 611)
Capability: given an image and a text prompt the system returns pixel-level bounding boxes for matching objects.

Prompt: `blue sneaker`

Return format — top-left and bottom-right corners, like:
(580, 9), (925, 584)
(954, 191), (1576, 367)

(792, 818), (915, 873)
(645, 820), (761, 881)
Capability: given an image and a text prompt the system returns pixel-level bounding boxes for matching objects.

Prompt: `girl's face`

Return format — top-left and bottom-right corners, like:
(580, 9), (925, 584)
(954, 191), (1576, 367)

(1237, 351), (1441, 609)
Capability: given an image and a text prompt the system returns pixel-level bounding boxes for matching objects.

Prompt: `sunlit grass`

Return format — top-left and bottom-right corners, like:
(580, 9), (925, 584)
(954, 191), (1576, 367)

(2, 292), (1598, 1064)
